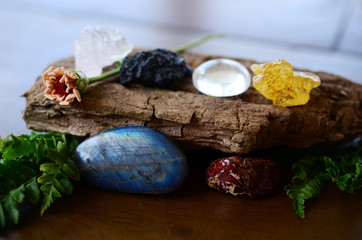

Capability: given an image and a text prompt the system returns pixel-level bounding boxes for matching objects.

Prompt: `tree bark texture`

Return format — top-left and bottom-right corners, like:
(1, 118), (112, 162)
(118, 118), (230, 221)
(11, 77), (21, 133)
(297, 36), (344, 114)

(23, 50), (362, 153)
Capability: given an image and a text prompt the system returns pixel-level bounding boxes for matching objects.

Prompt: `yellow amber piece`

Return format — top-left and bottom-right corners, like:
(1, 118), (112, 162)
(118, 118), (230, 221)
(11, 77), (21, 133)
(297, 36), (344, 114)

(251, 59), (321, 107)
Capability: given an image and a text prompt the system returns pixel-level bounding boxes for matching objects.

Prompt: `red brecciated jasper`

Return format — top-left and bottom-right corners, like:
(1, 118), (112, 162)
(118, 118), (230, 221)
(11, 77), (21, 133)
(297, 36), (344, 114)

(206, 156), (280, 199)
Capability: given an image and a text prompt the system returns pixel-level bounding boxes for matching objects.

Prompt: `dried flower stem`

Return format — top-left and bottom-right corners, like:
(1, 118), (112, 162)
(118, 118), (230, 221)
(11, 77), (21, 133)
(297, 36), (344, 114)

(172, 32), (224, 53)
(88, 68), (120, 84)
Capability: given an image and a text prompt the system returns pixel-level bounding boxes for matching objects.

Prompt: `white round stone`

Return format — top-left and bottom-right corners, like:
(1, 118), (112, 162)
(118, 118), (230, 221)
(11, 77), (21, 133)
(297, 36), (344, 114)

(192, 59), (251, 97)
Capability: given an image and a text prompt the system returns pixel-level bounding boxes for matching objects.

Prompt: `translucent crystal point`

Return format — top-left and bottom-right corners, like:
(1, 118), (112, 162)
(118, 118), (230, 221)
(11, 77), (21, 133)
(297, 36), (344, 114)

(72, 26), (133, 77)
(192, 59), (251, 97)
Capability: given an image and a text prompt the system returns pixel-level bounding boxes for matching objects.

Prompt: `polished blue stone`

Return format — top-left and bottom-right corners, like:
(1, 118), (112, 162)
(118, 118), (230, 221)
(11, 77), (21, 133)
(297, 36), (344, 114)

(74, 126), (188, 194)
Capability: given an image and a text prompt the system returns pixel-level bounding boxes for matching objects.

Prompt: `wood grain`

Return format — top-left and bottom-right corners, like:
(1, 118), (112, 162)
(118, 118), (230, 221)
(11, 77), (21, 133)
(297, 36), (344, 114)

(23, 51), (362, 154)
(1, 151), (361, 240)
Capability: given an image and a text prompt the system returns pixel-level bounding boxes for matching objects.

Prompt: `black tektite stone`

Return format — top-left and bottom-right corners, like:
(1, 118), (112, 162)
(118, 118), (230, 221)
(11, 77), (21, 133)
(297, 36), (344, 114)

(119, 48), (193, 88)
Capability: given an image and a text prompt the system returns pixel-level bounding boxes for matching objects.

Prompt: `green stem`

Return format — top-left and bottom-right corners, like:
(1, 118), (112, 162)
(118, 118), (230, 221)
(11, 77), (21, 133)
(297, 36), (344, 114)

(88, 33), (224, 84)
(88, 68), (120, 84)
(172, 32), (224, 53)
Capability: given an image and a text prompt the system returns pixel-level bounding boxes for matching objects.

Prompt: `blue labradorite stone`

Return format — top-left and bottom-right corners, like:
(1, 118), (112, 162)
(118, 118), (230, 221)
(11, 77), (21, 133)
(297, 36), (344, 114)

(74, 126), (188, 194)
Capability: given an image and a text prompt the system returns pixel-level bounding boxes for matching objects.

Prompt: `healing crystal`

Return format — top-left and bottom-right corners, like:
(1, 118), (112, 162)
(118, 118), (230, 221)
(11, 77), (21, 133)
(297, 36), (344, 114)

(251, 59), (321, 107)
(192, 59), (251, 97)
(120, 48), (192, 88)
(73, 126), (188, 194)
(72, 26), (133, 77)
(206, 156), (279, 199)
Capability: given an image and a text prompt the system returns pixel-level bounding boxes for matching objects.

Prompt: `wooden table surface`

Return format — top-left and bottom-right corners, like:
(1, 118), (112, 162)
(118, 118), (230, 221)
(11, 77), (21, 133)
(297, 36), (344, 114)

(1, 151), (361, 240)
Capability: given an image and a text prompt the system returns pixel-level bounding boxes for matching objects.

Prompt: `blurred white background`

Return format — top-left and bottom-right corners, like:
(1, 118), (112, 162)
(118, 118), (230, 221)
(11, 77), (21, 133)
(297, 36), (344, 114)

(1, 0), (361, 137)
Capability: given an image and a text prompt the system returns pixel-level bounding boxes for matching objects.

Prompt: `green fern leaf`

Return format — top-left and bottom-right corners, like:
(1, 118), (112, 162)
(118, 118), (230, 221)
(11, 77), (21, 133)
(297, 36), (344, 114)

(48, 136), (57, 150)
(324, 157), (339, 178)
(0, 178), (17, 196)
(1, 135), (32, 160)
(2, 185), (25, 224)
(54, 179), (65, 193)
(325, 157), (362, 194)
(11, 186), (25, 203)
(0, 164), (27, 186)
(68, 138), (79, 153)
(291, 172), (324, 218)
(0, 132), (79, 228)
(38, 174), (57, 184)
(40, 163), (60, 174)
(40, 184), (62, 216)
(35, 141), (47, 164)
(39, 182), (51, 192)
(285, 156), (325, 218)
(17, 156), (41, 172)
(62, 160), (80, 181)
(3, 160), (38, 179)
(25, 178), (40, 204)
(0, 137), (3, 158)
(27, 131), (36, 141)
(54, 179), (66, 193)
(57, 177), (73, 195)
(37, 138), (79, 216)
(56, 141), (68, 154)
(48, 148), (64, 165)
(293, 198), (305, 218)
(285, 141), (362, 218)
(0, 203), (5, 229)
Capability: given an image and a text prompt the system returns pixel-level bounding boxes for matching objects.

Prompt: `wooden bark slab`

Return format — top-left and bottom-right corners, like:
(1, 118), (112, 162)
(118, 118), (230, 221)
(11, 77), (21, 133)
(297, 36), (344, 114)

(23, 50), (362, 153)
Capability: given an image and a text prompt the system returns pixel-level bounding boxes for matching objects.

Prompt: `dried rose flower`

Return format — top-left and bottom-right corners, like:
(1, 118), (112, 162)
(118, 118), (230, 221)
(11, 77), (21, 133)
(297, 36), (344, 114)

(42, 66), (88, 105)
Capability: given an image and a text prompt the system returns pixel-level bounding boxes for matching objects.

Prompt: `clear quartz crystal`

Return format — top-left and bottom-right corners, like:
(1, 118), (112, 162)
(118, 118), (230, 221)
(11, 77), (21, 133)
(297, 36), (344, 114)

(192, 59), (251, 97)
(72, 26), (133, 77)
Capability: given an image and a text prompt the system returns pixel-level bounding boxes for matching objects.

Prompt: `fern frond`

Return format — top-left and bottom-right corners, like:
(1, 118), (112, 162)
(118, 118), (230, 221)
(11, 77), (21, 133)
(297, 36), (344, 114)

(0, 202), (5, 229)
(2, 185), (26, 224)
(0, 132), (79, 229)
